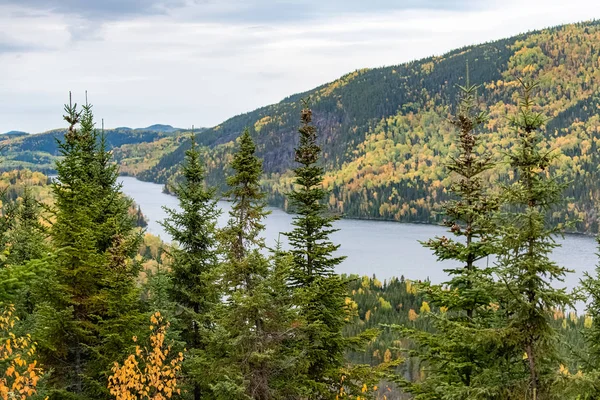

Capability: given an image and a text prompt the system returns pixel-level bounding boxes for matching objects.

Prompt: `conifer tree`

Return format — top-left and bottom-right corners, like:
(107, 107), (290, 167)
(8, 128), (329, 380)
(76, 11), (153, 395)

(216, 129), (297, 400)
(395, 76), (509, 399)
(495, 80), (572, 399)
(285, 102), (349, 398)
(575, 241), (600, 397)
(38, 95), (143, 398)
(1, 187), (48, 267)
(161, 136), (220, 400)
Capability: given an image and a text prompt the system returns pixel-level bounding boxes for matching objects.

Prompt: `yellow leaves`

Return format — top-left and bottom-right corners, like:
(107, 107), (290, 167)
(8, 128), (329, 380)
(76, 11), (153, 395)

(383, 349), (392, 363)
(419, 301), (430, 314)
(559, 364), (570, 376)
(254, 116), (272, 133)
(0, 305), (44, 400)
(108, 312), (184, 400)
(408, 309), (418, 322)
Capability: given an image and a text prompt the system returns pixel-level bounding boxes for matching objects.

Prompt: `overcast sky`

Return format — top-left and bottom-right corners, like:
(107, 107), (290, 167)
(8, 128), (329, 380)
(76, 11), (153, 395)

(1, 0), (599, 133)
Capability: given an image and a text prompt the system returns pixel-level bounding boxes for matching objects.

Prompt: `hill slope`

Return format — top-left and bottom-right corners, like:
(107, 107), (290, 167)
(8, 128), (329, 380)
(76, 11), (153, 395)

(136, 20), (600, 233)
(0, 127), (186, 173)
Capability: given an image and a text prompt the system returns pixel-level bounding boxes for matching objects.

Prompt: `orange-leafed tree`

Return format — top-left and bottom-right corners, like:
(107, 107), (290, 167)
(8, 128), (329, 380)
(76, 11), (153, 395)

(108, 312), (183, 400)
(0, 305), (45, 400)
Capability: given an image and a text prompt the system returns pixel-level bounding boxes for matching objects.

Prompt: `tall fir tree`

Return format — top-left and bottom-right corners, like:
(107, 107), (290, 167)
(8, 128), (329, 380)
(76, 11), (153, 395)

(395, 75), (513, 399)
(285, 102), (349, 398)
(38, 95), (143, 399)
(216, 129), (297, 400)
(161, 135), (221, 400)
(495, 80), (573, 399)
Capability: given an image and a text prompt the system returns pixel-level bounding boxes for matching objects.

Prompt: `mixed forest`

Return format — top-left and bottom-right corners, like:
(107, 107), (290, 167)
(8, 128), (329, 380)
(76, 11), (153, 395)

(8, 21), (600, 233)
(3, 68), (600, 400)
(6, 19), (600, 400)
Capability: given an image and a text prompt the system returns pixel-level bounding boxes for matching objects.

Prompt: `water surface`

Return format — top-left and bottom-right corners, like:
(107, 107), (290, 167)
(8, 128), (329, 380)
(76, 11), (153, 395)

(120, 176), (598, 299)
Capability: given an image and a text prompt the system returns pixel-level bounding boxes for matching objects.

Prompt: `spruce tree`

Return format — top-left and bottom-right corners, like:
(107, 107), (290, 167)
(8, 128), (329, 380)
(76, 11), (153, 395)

(2, 187), (48, 267)
(161, 136), (221, 400)
(495, 80), (572, 399)
(395, 76), (511, 399)
(216, 129), (297, 399)
(285, 102), (349, 398)
(38, 95), (143, 398)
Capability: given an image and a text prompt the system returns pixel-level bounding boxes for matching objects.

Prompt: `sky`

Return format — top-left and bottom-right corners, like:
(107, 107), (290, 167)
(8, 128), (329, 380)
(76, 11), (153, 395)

(1, 0), (600, 133)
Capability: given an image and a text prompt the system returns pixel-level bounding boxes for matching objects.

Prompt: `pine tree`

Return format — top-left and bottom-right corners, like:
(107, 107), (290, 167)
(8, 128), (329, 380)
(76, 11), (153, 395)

(37, 95), (143, 398)
(161, 135), (221, 400)
(495, 80), (573, 399)
(285, 102), (349, 398)
(216, 129), (297, 399)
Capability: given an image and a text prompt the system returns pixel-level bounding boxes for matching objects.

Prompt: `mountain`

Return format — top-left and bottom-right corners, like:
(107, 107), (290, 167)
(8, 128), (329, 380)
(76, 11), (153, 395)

(0, 127), (181, 173)
(2, 131), (29, 136)
(138, 124), (182, 133)
(135, 20), (600, 233)
(9, 21), (600, 233)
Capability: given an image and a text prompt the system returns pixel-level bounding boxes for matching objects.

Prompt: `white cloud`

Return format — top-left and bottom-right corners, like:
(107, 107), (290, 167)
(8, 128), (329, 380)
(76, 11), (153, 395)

(0, 0), (599, 132)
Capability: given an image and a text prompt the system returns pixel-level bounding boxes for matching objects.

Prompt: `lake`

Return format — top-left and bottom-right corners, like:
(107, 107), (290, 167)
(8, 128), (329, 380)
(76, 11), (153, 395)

(120, 176), (597, 302)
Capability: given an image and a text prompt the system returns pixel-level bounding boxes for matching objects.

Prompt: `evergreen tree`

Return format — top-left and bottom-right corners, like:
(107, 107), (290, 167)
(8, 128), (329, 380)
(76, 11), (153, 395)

(1, 187), (48, 267)
(216, 129), (297, 399)
(285, 102), (349, 398)
(574, 240), (600, 397)
(395, 76), (512, 399)
(495, 80), (573, 399)
(161, 136), (221, 400)
(37, 96), (143, 399)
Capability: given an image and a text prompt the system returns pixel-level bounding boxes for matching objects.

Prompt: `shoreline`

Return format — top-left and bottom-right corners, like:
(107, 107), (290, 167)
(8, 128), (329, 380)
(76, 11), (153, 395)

(124, 174), (597, 239)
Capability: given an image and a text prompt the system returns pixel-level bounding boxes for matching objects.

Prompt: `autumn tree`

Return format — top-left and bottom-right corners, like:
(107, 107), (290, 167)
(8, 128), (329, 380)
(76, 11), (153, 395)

(495, 80), (573, 399)
(108, 312), (183, 400)
(0, 305), (45, 400)
(161, 136), (220, 400)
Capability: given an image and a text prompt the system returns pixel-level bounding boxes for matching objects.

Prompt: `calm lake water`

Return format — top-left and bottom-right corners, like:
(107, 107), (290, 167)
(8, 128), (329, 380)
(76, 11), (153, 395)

(120, 176), (597, 303)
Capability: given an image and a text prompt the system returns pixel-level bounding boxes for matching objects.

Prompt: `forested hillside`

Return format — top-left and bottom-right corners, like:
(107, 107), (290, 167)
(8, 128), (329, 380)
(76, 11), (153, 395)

(0, 125), (185, 173)
(133, 20), (600, 232)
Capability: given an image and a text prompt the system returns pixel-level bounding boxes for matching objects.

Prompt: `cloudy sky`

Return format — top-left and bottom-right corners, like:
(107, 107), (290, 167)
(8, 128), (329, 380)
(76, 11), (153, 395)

(1, 0), (599, 133)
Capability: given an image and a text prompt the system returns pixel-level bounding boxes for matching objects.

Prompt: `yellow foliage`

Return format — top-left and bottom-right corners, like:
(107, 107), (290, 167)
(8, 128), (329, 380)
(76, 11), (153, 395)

(383, 349), (392, 363)
(0, 305), (45, 400)
(108, 312), (184, 400)
(408, 309), (418, 322)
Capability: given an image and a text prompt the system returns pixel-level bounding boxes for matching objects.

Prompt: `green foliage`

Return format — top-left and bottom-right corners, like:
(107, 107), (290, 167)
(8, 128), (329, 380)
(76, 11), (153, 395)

(214, 128), (299, 400)
(161, 135), (221, 400)
(392, 76), (512, 400)
(284, 103), (353, 398)
(34, 97), (143, 399)
(494, 81), (574, 398)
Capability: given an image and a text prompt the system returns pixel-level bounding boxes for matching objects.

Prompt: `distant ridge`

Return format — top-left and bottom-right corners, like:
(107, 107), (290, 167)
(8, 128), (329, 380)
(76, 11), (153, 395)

(2, 131), (29, 136)
(137, 124), (182, 133)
